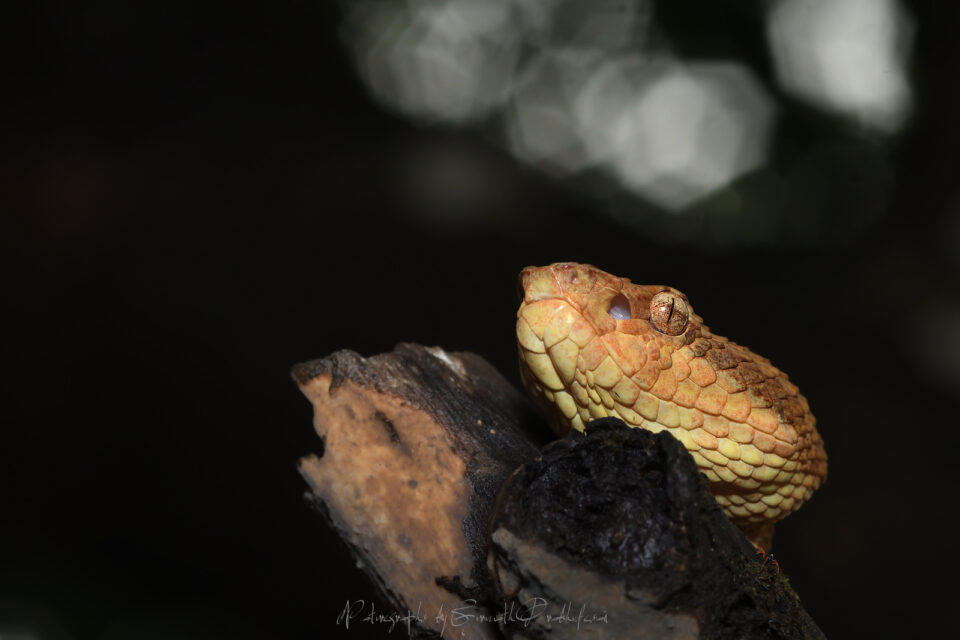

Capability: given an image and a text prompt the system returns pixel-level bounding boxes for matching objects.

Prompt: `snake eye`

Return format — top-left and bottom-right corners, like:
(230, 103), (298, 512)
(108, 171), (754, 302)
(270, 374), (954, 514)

(650, 291), (689, 335)
(608, 293), (632, 320)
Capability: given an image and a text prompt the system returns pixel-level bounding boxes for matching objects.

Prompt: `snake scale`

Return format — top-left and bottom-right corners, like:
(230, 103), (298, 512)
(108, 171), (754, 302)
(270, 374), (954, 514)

(516, 262), (827, 547)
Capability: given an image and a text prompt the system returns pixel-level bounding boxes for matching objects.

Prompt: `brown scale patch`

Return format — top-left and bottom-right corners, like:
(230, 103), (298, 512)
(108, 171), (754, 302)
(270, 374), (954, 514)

(736, 363), (766, 385)
(781, 397), (806, 422)
(705, 347), (739, 371)
(746, 377), (806, 435)
(716, 369), (747, 394)
(756, 380), (786, 405)
(688, 338), (712, 358)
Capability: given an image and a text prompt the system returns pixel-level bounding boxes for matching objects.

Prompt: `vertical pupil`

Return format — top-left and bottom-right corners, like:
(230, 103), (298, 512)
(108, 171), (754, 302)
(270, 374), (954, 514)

(608, 294), (631, 320)
(663, 298), (674, 322)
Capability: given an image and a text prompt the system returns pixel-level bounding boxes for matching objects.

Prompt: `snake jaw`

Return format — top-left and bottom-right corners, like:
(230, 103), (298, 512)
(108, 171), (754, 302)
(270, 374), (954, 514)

(516, 263), (828, 539)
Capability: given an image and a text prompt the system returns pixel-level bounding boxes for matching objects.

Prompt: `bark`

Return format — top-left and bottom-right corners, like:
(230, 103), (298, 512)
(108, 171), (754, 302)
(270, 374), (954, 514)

(293, 344), (825, 640)
(293, 344), (550, 639)
(487, 418), (826, 640)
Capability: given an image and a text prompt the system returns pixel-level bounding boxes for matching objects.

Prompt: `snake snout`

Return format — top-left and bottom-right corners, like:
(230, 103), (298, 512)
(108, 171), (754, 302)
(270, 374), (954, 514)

(516, 270), (529, 302)
(518, 265), (564, 302)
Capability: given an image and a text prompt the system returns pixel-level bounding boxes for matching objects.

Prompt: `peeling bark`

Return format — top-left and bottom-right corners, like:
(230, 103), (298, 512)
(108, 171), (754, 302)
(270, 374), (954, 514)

(293, 344), (549, 639)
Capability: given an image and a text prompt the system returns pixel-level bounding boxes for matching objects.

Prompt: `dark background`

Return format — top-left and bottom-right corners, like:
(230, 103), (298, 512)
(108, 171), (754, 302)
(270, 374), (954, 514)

(3, 1), (959, 638)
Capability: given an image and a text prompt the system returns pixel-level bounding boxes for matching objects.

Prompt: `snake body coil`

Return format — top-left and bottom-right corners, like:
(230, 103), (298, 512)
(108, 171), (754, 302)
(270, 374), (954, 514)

(516, 263), (827, 546)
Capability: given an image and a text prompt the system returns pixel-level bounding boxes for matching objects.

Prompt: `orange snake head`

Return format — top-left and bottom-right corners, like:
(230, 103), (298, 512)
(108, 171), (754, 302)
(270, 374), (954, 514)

(516, 262), (827, 539)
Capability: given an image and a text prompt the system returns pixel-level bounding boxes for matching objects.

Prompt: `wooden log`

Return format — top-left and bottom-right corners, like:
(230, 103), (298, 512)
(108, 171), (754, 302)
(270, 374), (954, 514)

(292, 344), (550, 639)
(293, 345), (825, 639)
(487, 418), (826, 640)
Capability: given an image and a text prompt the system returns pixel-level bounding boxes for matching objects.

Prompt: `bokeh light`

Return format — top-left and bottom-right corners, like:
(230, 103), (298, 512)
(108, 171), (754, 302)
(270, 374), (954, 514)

(767, 0), (914, 133)
(341, 0), (915, 244)
(342, 0), (523, 124)
(583, 60), (775, 210)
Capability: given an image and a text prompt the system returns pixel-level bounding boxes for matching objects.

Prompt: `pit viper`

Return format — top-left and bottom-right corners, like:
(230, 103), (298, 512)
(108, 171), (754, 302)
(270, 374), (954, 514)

(516, 262), (827, 547)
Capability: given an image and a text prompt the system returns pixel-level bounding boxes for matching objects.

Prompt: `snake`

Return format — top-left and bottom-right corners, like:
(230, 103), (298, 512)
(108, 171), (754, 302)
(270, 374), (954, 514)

(515, 262), (827, 548)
